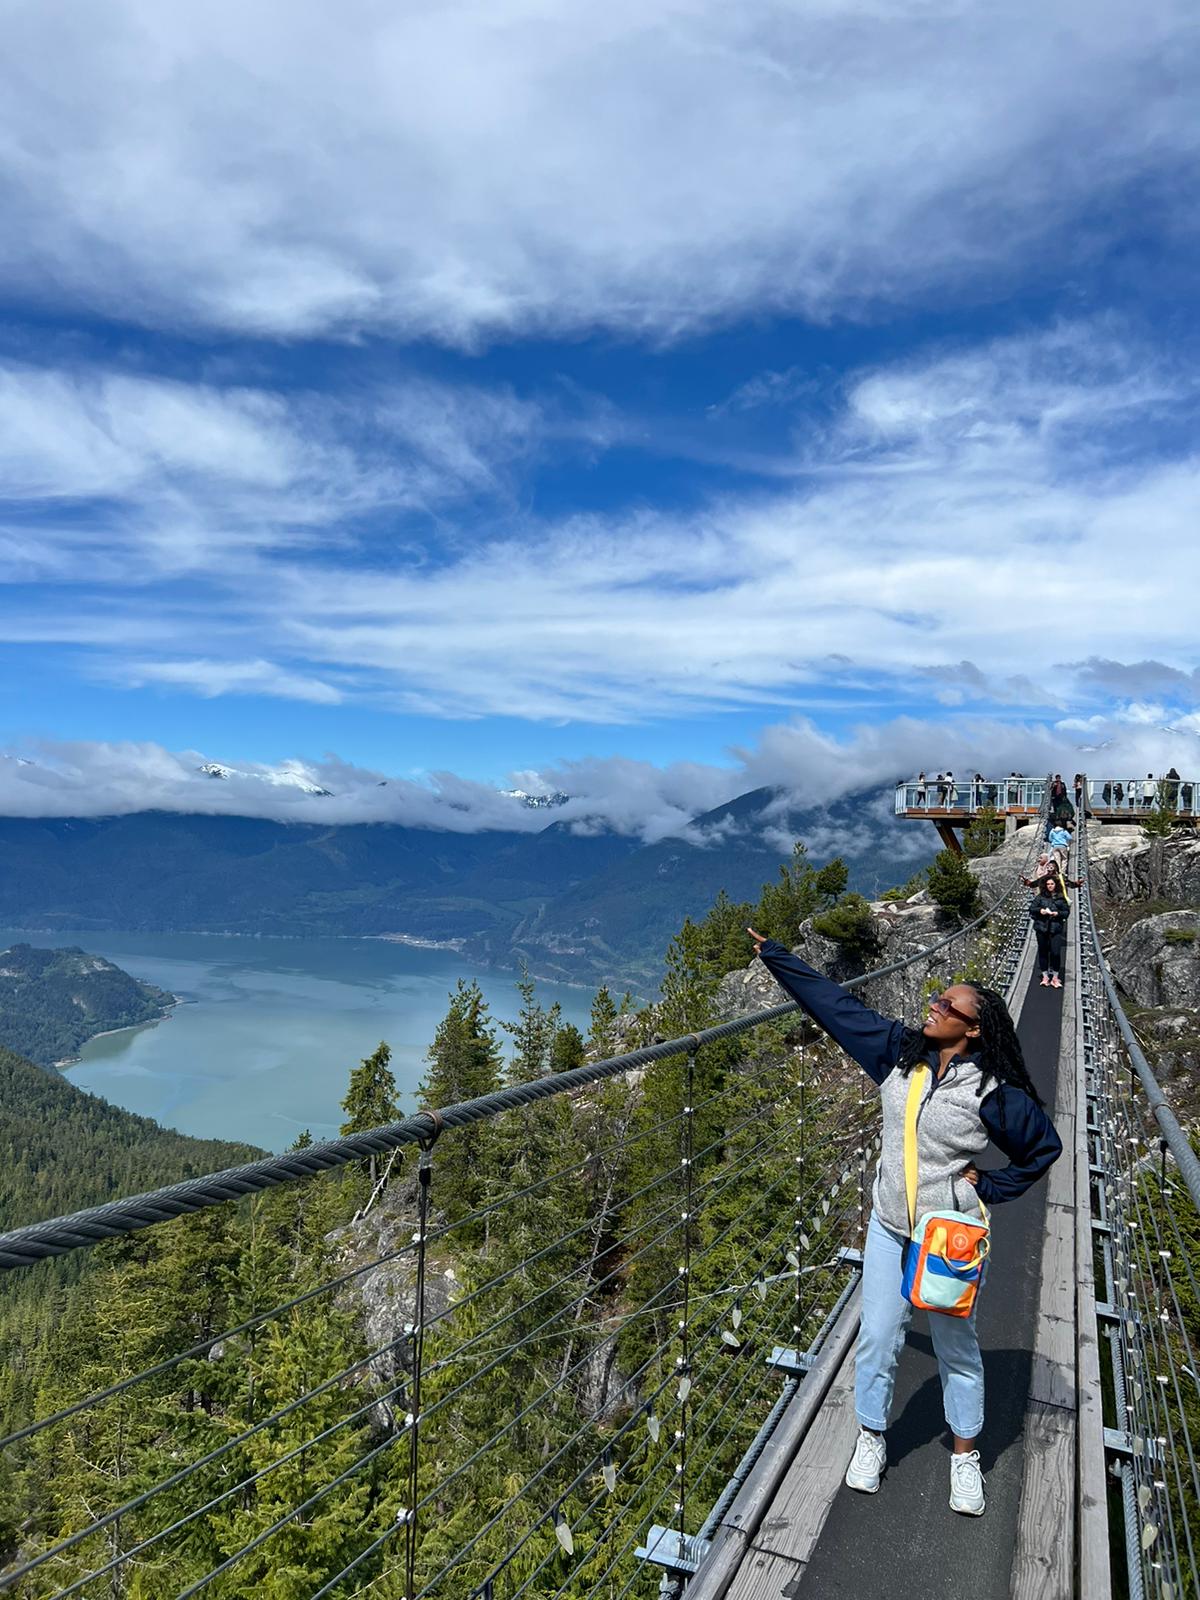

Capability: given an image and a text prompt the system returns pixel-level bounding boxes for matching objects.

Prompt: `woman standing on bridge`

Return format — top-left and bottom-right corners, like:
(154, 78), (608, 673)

(745, 927), (1061, 1518)
(1030, 876), (1069, 988)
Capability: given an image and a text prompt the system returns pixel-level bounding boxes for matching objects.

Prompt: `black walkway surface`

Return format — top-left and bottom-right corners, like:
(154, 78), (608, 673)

(795, 971), (1064, 1600)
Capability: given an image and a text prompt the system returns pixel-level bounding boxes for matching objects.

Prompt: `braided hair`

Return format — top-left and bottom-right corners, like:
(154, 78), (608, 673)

(895, 983), (1044, 1110)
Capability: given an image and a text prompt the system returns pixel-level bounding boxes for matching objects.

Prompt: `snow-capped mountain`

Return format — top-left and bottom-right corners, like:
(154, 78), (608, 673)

(197, 761), (333, 796)
(501, 789), (570, 809)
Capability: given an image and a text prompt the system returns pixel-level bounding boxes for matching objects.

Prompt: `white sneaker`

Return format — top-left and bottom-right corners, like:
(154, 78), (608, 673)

(845, 1428), (886, 1493)
(949, 1450), (985, 1515)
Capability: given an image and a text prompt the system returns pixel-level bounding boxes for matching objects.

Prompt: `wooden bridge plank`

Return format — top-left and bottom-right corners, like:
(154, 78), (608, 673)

(724, 1548), (805, 1600)
(1010, 1401), (1076, 1600)
(746, 1337), (858, 1565)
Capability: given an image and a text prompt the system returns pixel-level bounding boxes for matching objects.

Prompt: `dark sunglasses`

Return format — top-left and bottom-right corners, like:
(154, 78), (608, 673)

(929, 995), (979, 1026)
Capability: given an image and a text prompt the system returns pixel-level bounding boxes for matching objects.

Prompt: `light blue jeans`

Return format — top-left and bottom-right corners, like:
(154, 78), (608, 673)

(855, 1210), (985, 1439)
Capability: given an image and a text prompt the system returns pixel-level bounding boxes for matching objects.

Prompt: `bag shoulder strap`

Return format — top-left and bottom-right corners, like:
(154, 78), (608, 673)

(903, 1065), (927, 1233)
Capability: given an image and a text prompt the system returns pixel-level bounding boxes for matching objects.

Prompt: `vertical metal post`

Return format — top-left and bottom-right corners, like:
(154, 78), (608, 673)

(406, 1116), (441, 1599)
(794, 1040), (806, 1348)
(676, 1051), (696, 1551)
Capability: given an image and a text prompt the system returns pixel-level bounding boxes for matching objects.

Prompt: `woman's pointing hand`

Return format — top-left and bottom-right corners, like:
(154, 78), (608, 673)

(746, 926), (767, 956)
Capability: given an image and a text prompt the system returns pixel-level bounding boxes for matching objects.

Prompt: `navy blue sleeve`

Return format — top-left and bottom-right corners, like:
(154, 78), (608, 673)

(975, 1085), (1062, 1203)
(756, 940), (905, 1085)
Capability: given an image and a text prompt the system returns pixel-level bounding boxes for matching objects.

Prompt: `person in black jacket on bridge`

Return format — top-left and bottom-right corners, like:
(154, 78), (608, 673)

(1030, 877), (1069, 989)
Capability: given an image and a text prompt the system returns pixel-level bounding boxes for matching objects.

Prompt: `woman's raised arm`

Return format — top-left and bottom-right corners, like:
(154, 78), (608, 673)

(747, 928), (906, 1085)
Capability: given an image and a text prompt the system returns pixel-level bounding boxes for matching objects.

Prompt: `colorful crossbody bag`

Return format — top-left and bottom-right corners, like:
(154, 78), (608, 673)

(899, 1065), (990, 1318)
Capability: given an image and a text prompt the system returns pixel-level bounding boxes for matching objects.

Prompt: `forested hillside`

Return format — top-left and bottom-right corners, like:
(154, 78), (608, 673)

(0, 944), (174, 1067)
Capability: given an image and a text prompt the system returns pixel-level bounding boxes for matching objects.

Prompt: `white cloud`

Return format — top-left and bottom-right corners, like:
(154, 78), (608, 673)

(115, 658), (345, 704)
(3, 321), (1198, 723)
(0, 2), (1195, 342)
(4, 708), (1199, 833)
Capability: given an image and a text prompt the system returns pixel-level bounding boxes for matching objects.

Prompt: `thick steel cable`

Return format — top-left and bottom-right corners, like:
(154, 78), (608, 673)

(0, 854), (1036, 1272)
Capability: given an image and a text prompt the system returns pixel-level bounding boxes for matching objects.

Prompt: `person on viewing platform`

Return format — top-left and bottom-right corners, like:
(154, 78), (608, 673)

(1007, 773), (1022, 806)
(935, 772), (947, 806)
(943, 771), (956, 806)
(1142, 774), (1156, 809)
(915, 772), (928, 807)
(1114, 781), (1124, 807)
(1049, 775), (1069, 822)
(1073, 774), (1084, 812)
(1101, 781), (1112, 807)
(1127, 779), (1139, 810)
(1030, 878), (1069, 988)
(1182, 782), (1194, 813)
(1164, 769), (1181, 809)
(746, 926), (1061, 1518)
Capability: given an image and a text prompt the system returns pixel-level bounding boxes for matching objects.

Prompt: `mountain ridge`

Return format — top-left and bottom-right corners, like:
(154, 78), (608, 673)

(0, 786), (933, 985)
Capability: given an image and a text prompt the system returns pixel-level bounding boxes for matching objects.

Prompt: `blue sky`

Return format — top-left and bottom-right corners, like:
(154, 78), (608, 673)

(2, 0), (1199, 834)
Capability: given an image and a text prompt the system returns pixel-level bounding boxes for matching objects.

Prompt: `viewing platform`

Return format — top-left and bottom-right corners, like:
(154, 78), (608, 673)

(895, 774), (1199, 852)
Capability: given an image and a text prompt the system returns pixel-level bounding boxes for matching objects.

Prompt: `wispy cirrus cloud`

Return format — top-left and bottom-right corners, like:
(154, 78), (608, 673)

(0, 2), (1195, 343)
(113, 658), (346, 705)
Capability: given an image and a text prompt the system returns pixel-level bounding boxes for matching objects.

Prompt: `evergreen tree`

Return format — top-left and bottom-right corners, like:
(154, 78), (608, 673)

(588, 985), (619, 1057)
(549, 1022), (586, 1073)
(502, 968), (560, 1084)
(927, 847), (982, 920)
(753, 843), (847, 946)
(812, 892), (882, 973)
(963, 804), (1003, 857)
(418, 981), (503, 1226)
(1142, 784), (1176, 839)
(340, 1041), (401, 1188)
(693, 888), (756, 979)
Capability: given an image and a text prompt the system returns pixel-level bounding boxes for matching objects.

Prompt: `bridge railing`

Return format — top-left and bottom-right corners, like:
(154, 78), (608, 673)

(1077, 805), (1200, 1600)
(0, 821), (1044, 1600)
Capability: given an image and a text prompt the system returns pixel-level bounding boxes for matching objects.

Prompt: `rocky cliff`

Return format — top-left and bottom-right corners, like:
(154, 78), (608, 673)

(1093, 828), (1200, 1121)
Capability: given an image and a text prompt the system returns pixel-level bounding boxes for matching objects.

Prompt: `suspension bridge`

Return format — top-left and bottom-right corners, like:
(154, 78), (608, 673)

(0, 779), (1196, 1599)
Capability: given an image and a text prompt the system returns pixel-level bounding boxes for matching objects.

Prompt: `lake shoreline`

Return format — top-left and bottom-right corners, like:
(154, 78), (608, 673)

(55, 995), (182, 1070)
(6, 927), (596, 1152)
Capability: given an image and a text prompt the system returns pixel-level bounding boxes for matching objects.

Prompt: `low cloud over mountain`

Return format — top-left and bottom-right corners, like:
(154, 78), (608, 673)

(4, 707), (1199, 840)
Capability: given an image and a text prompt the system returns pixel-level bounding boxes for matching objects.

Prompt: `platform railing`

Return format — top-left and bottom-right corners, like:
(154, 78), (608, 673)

(893, 776), (1046, 814)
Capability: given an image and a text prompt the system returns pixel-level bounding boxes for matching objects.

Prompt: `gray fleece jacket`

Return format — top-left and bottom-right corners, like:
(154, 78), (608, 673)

(758, 941), (1062, 1238)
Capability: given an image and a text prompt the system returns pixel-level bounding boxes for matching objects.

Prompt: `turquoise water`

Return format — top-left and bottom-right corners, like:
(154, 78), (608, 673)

(0, 929), (591, 1153)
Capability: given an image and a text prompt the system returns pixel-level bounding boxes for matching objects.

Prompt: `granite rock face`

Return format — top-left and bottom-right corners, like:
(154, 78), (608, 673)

(1091, 835), (1200, 906)
(1109, 912), (1200, 1010)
